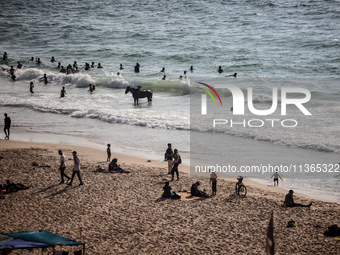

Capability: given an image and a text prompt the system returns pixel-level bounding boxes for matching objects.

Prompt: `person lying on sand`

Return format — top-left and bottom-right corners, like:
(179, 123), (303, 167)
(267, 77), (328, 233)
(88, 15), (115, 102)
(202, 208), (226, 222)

(191, 181), (209, 197)
(108, 158), (129, 173)
(4, 180), (30, 193)
(284, 190), (312, 207)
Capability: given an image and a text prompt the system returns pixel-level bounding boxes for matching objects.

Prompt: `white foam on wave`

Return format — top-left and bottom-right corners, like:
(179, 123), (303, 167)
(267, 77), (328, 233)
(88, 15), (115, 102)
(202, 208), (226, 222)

(107, 76), (129, 88)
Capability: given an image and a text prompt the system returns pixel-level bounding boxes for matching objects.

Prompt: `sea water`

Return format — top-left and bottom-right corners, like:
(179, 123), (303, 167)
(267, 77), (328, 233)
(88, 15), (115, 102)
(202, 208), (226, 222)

(0, 0), (339, 201)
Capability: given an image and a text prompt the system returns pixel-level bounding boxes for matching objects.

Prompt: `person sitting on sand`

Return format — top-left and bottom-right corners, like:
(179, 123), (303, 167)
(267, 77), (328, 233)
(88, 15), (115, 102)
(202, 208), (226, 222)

(162, 181), (172, 198)
(108, 158), (129, 173)
(191, 181), (209, 197)
(284, 190), (312, 207)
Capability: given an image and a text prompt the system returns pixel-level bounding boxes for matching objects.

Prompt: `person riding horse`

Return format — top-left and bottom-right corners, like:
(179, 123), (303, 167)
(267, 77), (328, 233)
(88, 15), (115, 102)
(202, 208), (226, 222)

(125, 86), (152, 104)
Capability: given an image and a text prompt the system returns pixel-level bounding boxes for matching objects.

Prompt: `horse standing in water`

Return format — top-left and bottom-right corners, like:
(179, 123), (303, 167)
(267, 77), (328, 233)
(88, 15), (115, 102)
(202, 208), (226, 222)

(125, 86), (152, 105)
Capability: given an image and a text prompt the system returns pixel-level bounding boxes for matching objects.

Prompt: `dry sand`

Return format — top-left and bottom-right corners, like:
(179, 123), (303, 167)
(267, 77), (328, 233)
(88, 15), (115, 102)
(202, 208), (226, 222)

(0, 140), (339, 254)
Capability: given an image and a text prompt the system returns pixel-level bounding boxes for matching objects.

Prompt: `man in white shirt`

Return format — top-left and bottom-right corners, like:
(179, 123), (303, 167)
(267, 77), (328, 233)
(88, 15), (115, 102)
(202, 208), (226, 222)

(68, 151), (84, 186)
(58, 150), (70, 184)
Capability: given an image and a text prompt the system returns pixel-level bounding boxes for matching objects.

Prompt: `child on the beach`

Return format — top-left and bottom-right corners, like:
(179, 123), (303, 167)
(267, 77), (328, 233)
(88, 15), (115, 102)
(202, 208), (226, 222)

(209, 171), (217, 196)
(107, 144), (111, 161)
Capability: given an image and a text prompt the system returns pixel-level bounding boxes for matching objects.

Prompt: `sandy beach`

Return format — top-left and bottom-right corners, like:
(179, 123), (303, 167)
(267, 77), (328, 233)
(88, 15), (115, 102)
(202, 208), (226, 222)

(0, 140), (339, 254)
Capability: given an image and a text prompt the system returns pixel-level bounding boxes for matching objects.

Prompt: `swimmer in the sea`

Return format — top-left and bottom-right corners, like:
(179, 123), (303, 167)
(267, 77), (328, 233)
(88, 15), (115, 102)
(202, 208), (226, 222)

(57, 62), (61, 69)
(30, 82), (34, 93)
(60, 66), (66, 73)
(10, 73), (16, 82)
(17, 62), (22, 69)
(60, 86), (66, 98)
(218, 66), (223, 73)
(73, 61), (77, 68)
(179, 75), (183, 79)
(51, 56), (56, 63)
(226, 73), (237, 77)
(9, 66), (15, 75)
(39, 74), (48, 84)
(88, 84), (93, 93)
(190, 66), (194, 72)
(161, 67), (165, 72)
(134, 63), (140, 73)
(2, 52), (7, 61)
(85, 63), (90, 70)
(36, 58), (41, 65)
(119, 64), (124, 70)
(91, 62), (95, 68)
(97, 63), (103, 68)
(117, 72), (120, 76)
(162, 75), (166, 80)
(30, 57), (34, 61)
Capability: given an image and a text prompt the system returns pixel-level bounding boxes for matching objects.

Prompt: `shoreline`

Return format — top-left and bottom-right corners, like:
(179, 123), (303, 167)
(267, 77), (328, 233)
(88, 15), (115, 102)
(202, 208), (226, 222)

(1, 139), (337, 204)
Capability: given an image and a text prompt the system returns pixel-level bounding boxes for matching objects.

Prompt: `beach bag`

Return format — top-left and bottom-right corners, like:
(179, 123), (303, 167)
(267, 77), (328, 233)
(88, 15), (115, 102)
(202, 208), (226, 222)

(178, 156), (182, 164)
(171, 192), (181, 199)
(324, 224), (340, 237)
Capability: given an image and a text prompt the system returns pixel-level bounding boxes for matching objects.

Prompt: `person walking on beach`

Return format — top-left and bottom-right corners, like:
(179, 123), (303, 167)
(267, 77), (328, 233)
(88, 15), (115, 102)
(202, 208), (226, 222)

(107, 144), (111, 162)
(68, 151), (84, 186)
(271, 169), (283, 186)
(165, 143), (173, 174)
(4, 113), (11, 140)
(58, 150), (70, 184)
(284, 190), (312, 207)
(60, 86), (66, 98)
(171, 149), (180, 181)
(30, 82), (34, 93)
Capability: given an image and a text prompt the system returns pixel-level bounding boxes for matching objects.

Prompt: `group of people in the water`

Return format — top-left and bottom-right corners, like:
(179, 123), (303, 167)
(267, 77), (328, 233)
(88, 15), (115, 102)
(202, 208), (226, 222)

(2, 51), (238, 82)
(1, 51), (238, 99)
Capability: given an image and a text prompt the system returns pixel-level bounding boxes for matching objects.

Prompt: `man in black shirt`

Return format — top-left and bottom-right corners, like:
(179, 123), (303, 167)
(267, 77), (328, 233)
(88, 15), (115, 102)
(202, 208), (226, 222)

(165, 143), (173, 174)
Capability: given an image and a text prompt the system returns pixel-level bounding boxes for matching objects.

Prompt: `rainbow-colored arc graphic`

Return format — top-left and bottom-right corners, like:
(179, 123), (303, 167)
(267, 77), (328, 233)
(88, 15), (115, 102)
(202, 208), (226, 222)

(197, 82), (223, 106)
